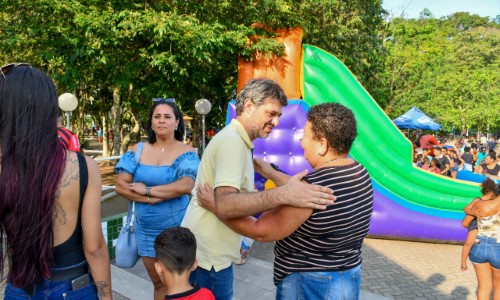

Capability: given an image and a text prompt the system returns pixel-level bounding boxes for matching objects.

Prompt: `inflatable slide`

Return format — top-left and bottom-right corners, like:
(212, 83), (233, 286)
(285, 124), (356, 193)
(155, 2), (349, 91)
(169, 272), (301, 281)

(228, 29), (481, 243)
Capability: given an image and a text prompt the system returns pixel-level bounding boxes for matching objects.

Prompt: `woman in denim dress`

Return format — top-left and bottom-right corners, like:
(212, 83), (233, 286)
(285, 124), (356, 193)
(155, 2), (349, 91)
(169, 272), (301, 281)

(115, 99), (199, 300)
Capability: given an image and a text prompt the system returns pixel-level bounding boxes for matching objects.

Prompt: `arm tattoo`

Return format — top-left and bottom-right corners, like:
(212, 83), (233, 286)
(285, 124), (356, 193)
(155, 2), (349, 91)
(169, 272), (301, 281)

(95, 281), (109, 297)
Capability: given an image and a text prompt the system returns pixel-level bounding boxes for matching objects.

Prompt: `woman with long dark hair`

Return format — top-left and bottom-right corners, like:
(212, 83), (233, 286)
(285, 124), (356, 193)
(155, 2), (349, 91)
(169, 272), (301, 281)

(115, 99), (199, 300)
(0, 64), (111, 299)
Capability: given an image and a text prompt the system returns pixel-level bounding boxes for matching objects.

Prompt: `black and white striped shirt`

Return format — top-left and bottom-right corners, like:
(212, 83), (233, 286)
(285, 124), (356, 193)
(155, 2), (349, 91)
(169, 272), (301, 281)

(273, 161), (373, 284)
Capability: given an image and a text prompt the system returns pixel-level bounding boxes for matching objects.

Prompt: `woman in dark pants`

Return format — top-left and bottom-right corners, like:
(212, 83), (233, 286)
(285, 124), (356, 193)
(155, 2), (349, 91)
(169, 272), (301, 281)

(0, 64), (111, 299)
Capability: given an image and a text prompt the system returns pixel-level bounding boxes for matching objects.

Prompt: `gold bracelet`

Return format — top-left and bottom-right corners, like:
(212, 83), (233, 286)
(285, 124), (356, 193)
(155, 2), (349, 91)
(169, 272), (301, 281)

(147, 196), (152, 206)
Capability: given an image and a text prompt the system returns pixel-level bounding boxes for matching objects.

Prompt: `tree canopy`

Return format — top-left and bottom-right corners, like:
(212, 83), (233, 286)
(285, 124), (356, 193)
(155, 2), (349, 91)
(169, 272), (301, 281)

(382, 12), (499, 134)
(1, 0), (387, 154)
(1, 1), (497, 154)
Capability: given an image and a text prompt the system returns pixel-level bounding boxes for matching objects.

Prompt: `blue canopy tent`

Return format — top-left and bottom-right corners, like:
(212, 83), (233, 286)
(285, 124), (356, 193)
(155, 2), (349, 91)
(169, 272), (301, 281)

(393, 106), (442, 130)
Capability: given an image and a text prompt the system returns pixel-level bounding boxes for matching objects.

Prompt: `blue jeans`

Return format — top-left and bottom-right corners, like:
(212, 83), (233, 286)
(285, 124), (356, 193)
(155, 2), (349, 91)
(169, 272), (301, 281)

(189, 265), (233, 300)
(4, 276), (98, 300)
(276, 264), (362, 300)
(469, 235), (500, 269)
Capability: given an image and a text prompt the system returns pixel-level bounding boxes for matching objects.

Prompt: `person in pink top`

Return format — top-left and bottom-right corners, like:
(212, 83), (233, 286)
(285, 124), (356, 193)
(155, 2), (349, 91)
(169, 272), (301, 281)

(429, 158), (441, 174)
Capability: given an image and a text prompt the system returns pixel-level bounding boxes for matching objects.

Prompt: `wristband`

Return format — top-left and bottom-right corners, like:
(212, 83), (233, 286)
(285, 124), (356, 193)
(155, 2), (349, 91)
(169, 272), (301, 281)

(145, 186), (152, 197)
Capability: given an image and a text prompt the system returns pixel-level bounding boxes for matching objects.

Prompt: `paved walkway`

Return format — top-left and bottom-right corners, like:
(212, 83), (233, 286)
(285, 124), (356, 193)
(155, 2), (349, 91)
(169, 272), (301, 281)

(111, 255), (390, 300)
(110, 238), (479, 300)
(361, 238), (477, 299)
(1, 238), (479, 299)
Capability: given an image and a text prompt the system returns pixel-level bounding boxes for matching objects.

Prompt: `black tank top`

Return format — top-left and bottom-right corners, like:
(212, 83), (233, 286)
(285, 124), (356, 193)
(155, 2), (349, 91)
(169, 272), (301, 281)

(52, 153), (87, 268)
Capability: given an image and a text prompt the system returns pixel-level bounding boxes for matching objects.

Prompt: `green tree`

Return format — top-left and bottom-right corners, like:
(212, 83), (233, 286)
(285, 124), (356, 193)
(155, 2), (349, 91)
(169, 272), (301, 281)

(382, 12), (499, 134)
(1, 0), (389, 153)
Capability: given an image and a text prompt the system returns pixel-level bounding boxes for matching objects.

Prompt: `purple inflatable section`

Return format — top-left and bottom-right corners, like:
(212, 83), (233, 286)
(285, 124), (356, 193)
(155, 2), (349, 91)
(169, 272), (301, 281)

(369, 188), (466, 242)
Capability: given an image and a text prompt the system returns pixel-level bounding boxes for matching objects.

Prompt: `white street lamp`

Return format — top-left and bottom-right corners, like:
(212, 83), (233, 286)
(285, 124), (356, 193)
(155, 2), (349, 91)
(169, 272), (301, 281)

(58, 93), (78, 130)
(195, 98), (212, 154)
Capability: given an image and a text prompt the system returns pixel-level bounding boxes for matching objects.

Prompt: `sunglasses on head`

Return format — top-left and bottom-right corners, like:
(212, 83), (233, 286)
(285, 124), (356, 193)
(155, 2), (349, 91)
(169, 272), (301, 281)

(0, 63), (31, 78)
(153, 98), (175, 103)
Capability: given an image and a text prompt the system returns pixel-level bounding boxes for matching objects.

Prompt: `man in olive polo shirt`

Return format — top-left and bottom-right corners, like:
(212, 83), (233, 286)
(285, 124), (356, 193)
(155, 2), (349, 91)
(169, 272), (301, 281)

(181, 78), (335, 300)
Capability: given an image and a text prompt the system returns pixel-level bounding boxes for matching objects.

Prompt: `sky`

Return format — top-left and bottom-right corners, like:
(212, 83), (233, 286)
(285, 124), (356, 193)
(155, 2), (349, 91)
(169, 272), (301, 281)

(382, 0), (500, 19)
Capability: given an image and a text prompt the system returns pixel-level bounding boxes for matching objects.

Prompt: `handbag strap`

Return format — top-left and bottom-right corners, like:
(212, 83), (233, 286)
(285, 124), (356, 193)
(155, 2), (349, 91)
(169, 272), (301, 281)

(129, 202), (135, 227)
(128, 142), (142, 228)
(134, 142), (144, 164)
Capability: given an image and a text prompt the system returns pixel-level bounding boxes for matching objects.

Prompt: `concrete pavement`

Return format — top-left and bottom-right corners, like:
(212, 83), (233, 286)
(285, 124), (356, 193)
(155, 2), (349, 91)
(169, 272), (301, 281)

(111, 253), (391, 300)
(360, 238), (477, 299)
(1, 237), (479, 299)
(111, 237), (478, 300)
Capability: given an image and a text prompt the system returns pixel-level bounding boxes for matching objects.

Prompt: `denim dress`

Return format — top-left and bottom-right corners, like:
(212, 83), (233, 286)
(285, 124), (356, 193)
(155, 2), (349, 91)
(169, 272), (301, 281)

(115, 142), (199, 257)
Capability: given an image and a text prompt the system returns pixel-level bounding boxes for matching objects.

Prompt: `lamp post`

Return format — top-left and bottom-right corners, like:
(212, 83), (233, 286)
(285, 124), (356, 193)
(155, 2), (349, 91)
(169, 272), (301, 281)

(195, 98), (212, 154)
(58, 93), (78, 130)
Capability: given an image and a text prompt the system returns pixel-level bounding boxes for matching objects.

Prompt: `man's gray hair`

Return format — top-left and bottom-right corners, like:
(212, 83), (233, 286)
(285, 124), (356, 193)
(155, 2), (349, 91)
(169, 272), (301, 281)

(235, 78), (288, 115)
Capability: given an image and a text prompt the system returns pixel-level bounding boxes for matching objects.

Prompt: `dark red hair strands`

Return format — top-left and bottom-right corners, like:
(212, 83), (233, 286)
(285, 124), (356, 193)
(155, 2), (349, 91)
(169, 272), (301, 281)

(0, 66), (66, 287)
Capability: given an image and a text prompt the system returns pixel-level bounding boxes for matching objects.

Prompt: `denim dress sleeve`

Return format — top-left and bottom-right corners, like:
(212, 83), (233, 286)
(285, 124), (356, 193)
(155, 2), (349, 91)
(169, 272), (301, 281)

(173, 151), (200, 181)
(115, 151), (138, 175)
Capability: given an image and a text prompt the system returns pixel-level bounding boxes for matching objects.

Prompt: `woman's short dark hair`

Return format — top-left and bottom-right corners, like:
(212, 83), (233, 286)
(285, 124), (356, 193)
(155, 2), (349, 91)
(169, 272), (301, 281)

(147, 100), (185, 143)
(307, 103), (357, 154)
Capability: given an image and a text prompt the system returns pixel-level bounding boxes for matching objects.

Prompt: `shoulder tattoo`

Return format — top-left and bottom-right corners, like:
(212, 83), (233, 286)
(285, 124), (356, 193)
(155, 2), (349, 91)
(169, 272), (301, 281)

(53, 155), (79, 224)
(52, 200), (67, 224)
(60, 154), (80, 188)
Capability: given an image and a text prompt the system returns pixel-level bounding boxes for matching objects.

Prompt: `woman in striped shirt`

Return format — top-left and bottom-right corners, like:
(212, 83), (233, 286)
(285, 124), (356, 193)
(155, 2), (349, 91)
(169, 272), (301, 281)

(198, 103), (374, 300)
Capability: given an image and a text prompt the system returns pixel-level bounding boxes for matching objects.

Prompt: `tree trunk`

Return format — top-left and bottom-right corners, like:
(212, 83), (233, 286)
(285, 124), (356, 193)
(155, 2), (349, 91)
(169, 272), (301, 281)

(112, 87), (122, 156)
(458, 103), (467, 134)
(192, 114), (201, 150)
(102, 115), (110, 157)
(121, 108), (141, 154)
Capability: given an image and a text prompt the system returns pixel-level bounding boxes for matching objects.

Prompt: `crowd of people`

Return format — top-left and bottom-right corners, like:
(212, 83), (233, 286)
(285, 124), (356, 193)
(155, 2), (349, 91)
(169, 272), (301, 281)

(1, 63), (498, 300)
(0, 67), (371, 300)
(414, 136), (500, 180)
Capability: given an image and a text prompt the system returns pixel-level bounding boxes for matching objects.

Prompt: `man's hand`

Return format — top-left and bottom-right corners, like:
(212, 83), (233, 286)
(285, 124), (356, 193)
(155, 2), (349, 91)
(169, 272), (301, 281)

(197, 183), (216, 213)
(253, 158), (275, 179)
(280, 170), (335, 210)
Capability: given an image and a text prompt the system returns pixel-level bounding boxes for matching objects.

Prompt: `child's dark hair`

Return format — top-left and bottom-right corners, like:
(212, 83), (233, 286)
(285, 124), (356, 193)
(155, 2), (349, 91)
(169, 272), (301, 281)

(481, 178), (497, 196)
(154, 227), (196, 275)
